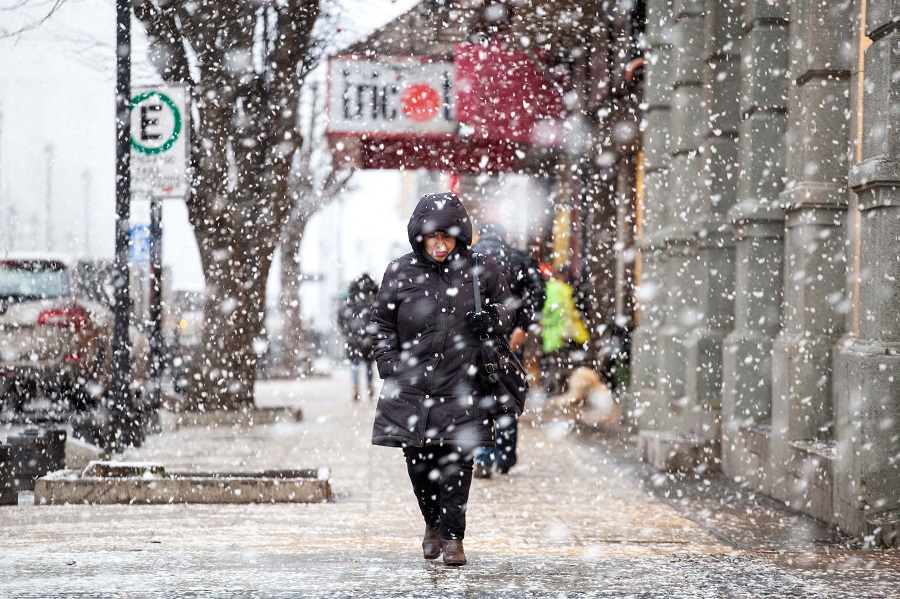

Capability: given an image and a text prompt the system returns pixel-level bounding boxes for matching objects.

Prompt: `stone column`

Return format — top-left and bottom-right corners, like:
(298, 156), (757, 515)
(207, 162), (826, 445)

(834, 0), (900, 545)
(637, 0), (742, 466)
(768, 0), (854, 522)
(629, 0), (673, 430)
(656, 0), (706, 431)
(721, 0), (790, 486)
(681, 0), (741, 439)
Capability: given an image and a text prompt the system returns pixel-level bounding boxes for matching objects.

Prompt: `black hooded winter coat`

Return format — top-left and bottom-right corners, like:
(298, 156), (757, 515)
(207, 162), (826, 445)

(472, 224), (546, 330)
(338, 274), (379, 362)
(370, 193), (515, 450)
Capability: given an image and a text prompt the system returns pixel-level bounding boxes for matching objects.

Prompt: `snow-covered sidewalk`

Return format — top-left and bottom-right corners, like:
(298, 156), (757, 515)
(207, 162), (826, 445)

(0, 374), (898, 597)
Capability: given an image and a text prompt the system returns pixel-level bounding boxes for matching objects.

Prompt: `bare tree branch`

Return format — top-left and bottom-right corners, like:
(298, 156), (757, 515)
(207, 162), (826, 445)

(0, 0), (66, 38)
(133, 0), (191, 82)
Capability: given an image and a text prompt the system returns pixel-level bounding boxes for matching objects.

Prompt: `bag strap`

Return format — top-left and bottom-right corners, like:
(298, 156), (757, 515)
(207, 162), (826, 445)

(472, 253), (482, 314)
(496, 334), (528, 378)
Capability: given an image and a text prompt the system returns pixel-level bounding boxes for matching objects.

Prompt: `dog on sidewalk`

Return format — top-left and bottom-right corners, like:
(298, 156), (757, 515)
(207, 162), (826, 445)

(545, 366), (619, 424)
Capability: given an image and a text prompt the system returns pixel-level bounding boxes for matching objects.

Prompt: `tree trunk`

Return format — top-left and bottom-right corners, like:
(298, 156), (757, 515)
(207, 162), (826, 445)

(134, 0), (323, 410)
(276, 209), (313, 378)
(187, 191), (283, 410)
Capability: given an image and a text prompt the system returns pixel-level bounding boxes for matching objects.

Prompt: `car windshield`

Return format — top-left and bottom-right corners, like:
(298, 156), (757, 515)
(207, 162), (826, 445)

(0, 261), (70, 300)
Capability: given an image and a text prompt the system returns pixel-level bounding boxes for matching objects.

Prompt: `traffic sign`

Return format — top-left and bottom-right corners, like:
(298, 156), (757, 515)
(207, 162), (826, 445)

(130, 85), (189, 199)
(129, 224), (151, 264)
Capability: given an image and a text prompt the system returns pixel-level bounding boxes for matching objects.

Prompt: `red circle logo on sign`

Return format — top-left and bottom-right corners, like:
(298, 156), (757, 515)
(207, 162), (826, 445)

(400, 84), (441, 123)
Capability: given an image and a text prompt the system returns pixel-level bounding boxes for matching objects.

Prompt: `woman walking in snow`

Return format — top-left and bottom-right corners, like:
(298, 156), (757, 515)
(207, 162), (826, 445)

(369, 192), (515, 566)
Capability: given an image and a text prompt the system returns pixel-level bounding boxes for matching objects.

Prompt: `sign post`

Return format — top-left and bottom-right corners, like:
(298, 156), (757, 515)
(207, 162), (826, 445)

(110, 0), (133, 450)
(130, 85), (190, 412)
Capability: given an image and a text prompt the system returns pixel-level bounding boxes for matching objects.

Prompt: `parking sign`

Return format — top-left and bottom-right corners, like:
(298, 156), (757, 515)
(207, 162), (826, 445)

(130, 86), (190, 199)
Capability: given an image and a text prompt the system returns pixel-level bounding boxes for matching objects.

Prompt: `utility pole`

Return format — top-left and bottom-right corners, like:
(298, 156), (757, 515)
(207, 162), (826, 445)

(45, 143), (54, 251)
(82, 169), (91, 255)
(148, 198), (162, 410)
(6, 206), (15, 251)
(109, 0), (135, 449)
(30, 213), (39, 250)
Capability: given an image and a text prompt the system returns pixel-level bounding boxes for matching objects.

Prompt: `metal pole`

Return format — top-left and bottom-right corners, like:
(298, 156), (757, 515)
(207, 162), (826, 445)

(109, 0), (134, 449)
(148, 197), (163, 410)
(83, 169), (91, 255)
(45, 144), (54, 251)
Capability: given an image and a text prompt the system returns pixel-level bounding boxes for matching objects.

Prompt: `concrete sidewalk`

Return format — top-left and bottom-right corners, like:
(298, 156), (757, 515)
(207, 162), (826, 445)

(1, 374), (898, 598)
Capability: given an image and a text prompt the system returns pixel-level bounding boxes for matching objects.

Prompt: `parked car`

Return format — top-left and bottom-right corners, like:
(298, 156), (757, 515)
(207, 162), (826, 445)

(0, 254), (146, 413)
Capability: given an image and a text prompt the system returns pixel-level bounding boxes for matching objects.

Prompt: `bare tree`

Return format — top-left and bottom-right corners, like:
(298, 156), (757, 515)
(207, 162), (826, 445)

(274, 83), (351, 378)
(134, 0), (326, 409)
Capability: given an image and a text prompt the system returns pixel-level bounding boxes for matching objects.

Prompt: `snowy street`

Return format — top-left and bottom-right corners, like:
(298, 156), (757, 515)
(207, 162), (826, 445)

(1, 373), (898, 598)
(3, 0), (899, 570)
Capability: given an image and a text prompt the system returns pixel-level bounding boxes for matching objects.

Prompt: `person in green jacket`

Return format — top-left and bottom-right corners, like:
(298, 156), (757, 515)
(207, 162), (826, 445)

(541, 267), (590, 393)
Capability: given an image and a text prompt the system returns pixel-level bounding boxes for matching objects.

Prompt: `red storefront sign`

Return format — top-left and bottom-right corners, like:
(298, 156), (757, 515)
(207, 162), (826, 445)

(326, 43), (564, 173)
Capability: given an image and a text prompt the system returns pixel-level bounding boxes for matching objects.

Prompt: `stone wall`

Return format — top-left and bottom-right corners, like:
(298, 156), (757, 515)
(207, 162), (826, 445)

(631, 0), (899, 544)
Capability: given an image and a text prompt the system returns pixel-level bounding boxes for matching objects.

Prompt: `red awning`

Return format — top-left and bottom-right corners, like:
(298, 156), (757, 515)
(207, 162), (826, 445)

(455, 42), (565, 146)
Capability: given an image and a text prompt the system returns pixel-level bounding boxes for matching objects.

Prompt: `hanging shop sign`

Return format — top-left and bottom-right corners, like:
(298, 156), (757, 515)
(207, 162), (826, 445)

(327, 57), (456, 136)
(325, 47), (565, 173)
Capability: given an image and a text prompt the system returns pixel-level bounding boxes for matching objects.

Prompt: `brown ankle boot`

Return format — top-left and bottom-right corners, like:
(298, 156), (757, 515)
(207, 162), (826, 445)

(352, 386), (360, 401)
(422, 524), (441, 559)
(441, 538), (467, 566)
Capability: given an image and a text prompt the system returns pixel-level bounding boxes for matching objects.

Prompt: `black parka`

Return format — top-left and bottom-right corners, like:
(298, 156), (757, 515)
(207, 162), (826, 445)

(370, 193), (515, 450)
(472, 227), (546, 330)
(337, 274), (378, 362)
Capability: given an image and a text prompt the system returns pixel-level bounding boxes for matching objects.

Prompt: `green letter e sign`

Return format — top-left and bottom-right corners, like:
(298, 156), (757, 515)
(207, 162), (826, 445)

(130, 91), (182, 155)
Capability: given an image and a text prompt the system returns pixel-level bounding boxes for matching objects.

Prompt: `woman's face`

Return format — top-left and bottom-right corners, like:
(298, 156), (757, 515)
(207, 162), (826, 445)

(424, 231), (456, 262)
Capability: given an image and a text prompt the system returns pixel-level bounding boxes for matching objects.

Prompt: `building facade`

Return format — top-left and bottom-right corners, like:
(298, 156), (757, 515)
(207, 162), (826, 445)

(629, 0), (900, 545)
(332, 0), (645, 371)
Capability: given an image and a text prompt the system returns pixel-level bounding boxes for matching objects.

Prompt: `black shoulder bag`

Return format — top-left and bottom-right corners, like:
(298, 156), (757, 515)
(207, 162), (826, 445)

(472, 254), (529, 418)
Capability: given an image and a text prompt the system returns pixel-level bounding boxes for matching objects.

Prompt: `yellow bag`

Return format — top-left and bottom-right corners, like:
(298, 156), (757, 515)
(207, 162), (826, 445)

(566, 309), (590, 345)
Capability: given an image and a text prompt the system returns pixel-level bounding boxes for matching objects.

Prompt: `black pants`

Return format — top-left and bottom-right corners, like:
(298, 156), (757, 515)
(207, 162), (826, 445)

(403, 445), (474, 540)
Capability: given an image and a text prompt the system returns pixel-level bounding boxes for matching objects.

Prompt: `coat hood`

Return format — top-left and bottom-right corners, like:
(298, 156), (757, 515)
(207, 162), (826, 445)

(348, 273), (378, 296)
(406, 193), (473, 257)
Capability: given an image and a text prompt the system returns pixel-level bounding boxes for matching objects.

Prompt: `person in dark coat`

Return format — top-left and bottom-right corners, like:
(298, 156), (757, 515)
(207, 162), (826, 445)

(338, 273), (379, 401)
(370, 192), (515, 567)
(471, 222), (545, 478)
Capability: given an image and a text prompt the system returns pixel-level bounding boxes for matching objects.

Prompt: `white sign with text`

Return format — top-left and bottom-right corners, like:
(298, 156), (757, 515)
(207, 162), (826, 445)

(327, 58), (456, 135)
(130, 85), (190, 198)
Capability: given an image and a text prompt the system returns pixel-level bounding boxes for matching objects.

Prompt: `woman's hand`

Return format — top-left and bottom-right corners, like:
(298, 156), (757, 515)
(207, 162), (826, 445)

(467, 305), (500, 335)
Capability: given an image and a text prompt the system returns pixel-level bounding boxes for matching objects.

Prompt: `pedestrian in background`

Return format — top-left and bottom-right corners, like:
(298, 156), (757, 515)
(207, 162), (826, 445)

(369, 192), (515, 566)
(541, 267), (590, 394)
(471, 221), (545, 479)
(338, 273), (378, 401)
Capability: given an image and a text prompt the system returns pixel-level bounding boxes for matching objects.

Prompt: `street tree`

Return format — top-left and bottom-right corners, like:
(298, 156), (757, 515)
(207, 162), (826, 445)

(274, 83), (351, 378)
(134, 0), (326, 409)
